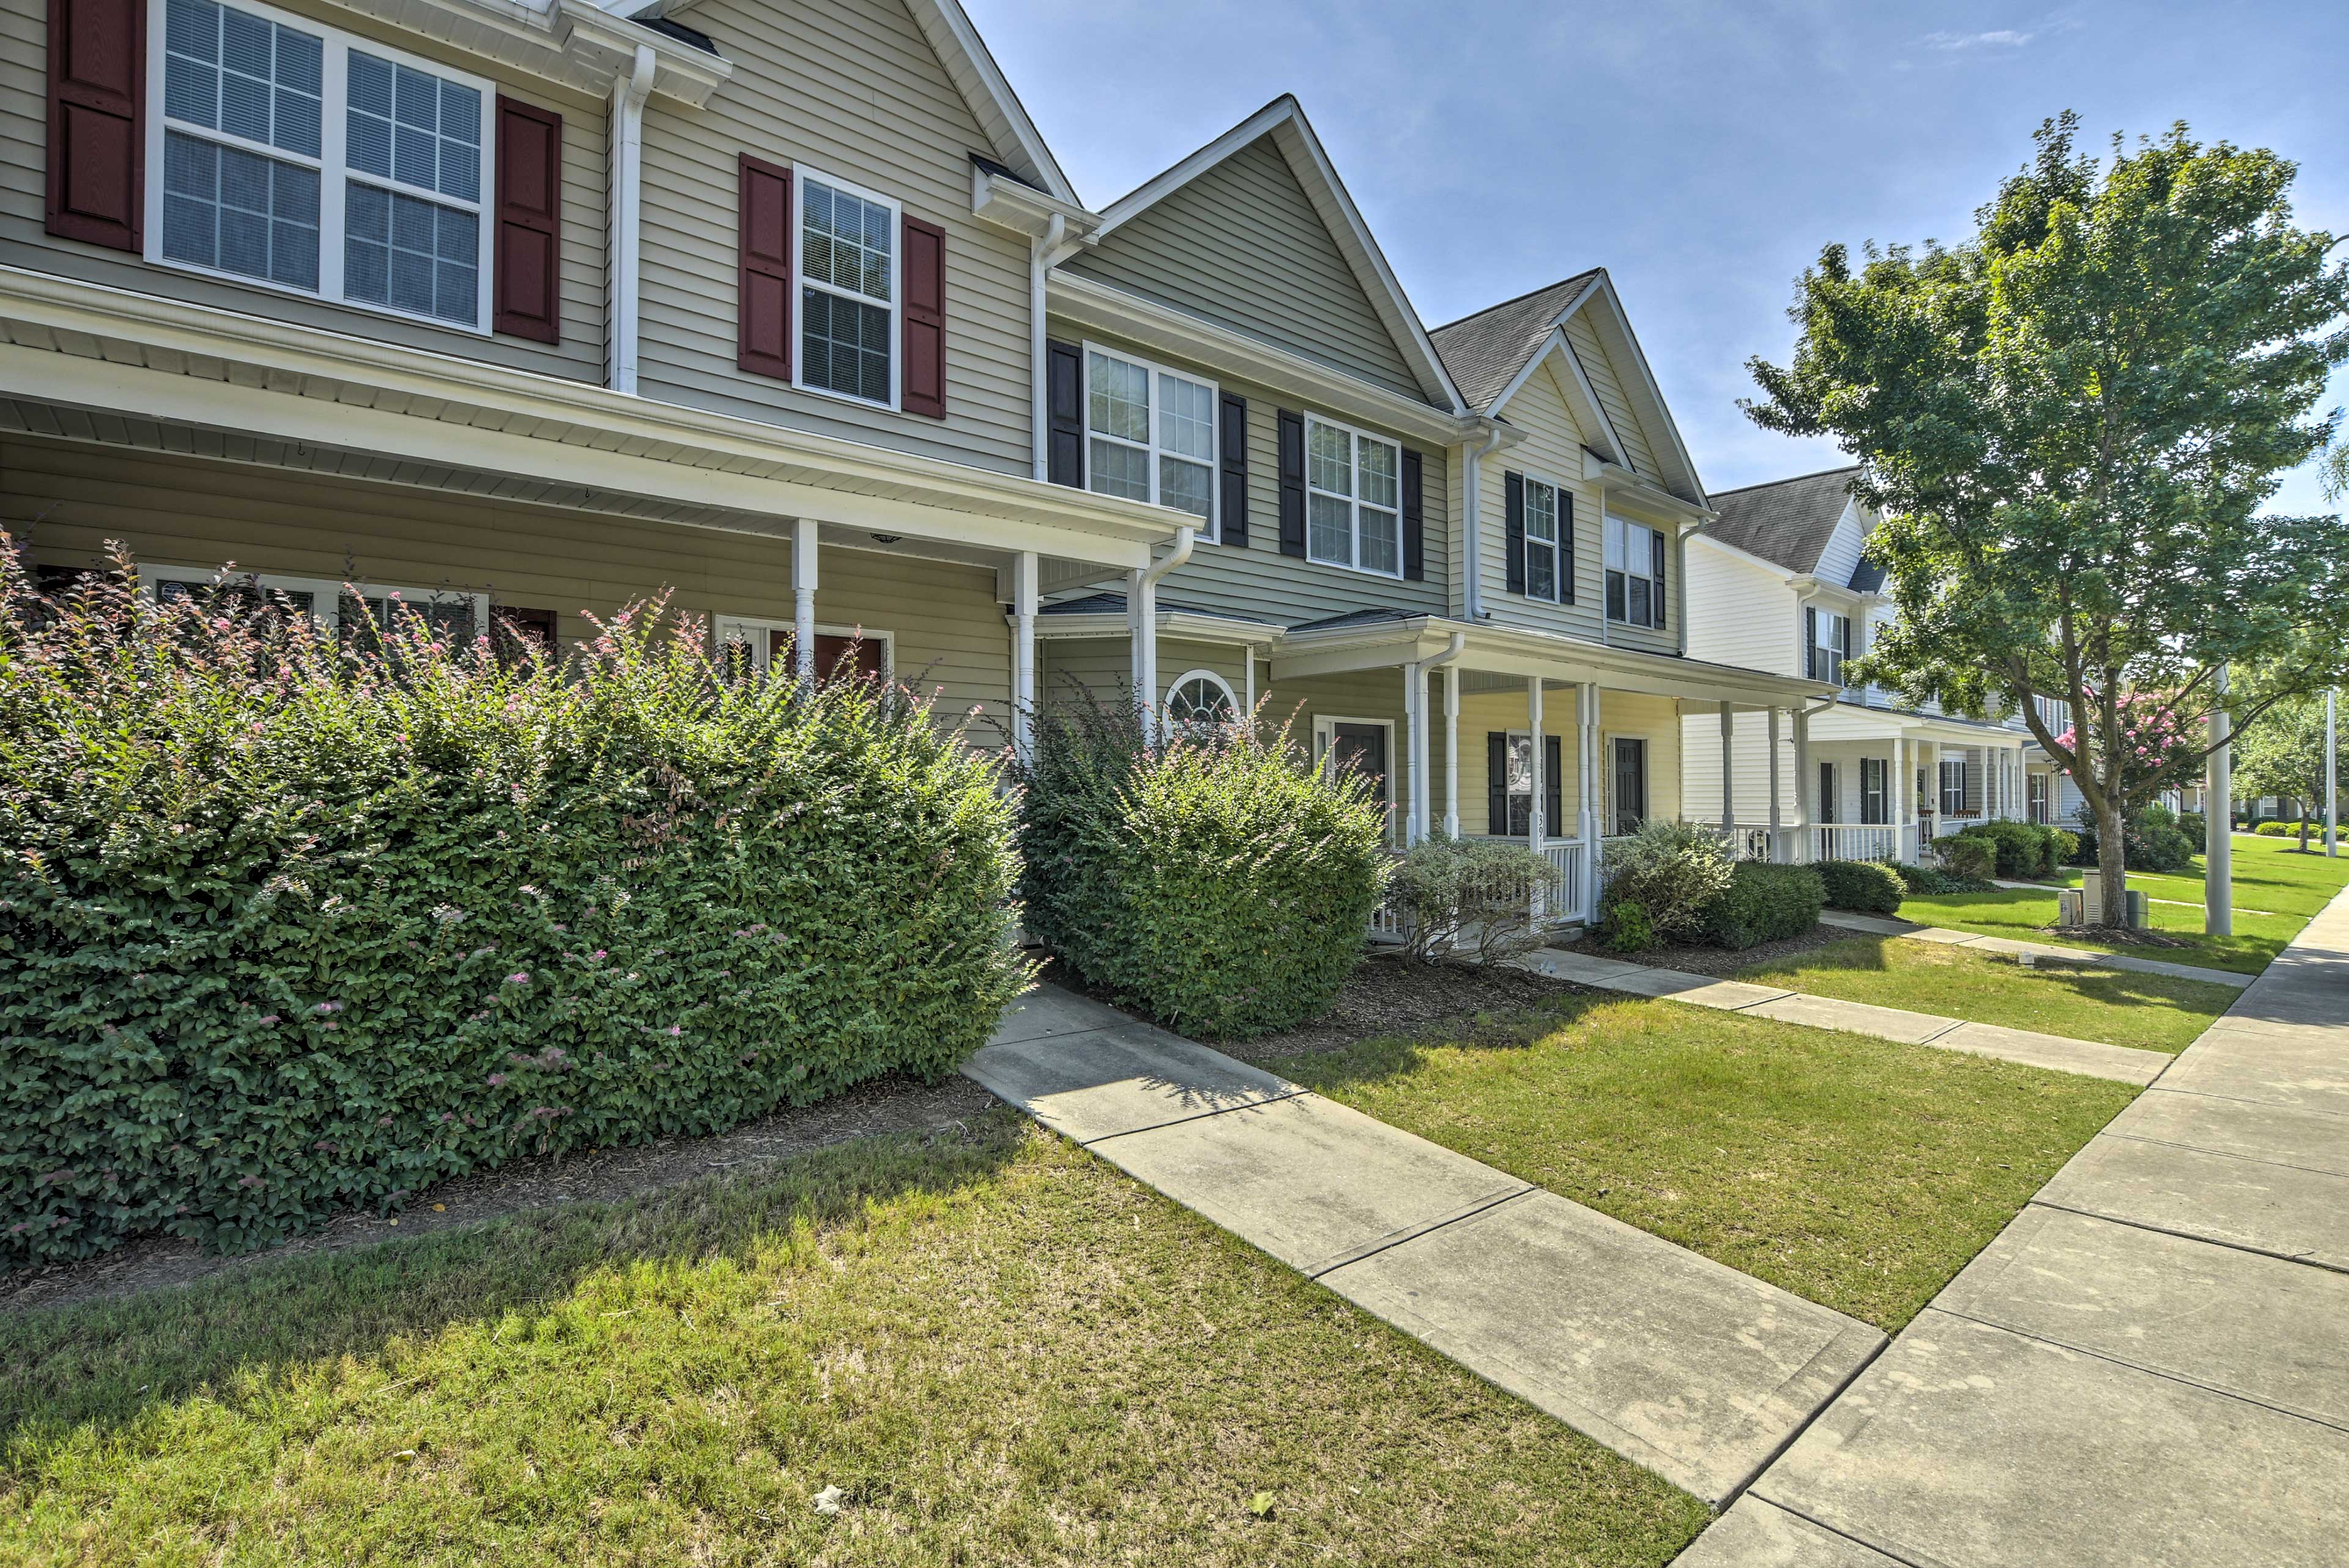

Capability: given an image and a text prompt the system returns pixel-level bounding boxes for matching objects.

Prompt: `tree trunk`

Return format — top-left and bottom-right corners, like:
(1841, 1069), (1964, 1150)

(2093, 796), (2131, 929)
(2300, 814), (2312, 852)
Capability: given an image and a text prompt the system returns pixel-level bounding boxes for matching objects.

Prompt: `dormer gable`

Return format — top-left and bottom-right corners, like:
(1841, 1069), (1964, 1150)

(1058, 97), (1458, 408)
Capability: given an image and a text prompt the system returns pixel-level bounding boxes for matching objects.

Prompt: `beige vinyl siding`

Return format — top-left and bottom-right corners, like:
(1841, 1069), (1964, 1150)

(1455, 686), (1584, 837)
(6, 436), (1016, 740)
(1680, 709), (1800, 825)
(1561, 312), (1659, 480)
(633, 0), (1031, 474)
(1052, 321), (1450, 626)
(1039, 634), (1252, 714)
(0, 0), (607, 380)
(1066, 136), (1422, 399)
(1682, 539), (1798, 676)
(1258, 669), (1415, 844)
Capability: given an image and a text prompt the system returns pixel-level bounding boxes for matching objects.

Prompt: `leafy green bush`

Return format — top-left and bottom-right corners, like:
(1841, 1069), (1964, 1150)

(2254, 820), (2295, 837)
(2043, 827), (2080, 872)
(1891, 861), (1983, 895)
(1, 549), (1026, 1269)
(1700, 863), (1825, 949)
(1931, 833), (1997, 883)
(1601, 900), (1656, 954)
(1387, 833), (1559, 965)
(2071, 803), (2197, 872)
(1013, 694), (1387, 1041)
(1959, 819), (2047, 879)
(2176, 812), (2205, 844)
(1814, 858), (1906, 915)
(1598, 820), (1733, 943)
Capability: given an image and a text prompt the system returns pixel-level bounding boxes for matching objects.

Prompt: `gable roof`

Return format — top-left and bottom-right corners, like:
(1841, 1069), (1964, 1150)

(626, 0), (1075, 201)
(1082, 97), (1461, 411)
(1428, 272), (1601, 411)
(1701, 466), (1866, 578)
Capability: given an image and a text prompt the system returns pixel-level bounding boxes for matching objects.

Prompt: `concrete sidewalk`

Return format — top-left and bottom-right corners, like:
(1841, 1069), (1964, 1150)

(1679, 885), (2349, 1567)
(1526, 949), (2170, 1086)
(1820, 909), (2254, 988)
(966, 987), (1885, 1507)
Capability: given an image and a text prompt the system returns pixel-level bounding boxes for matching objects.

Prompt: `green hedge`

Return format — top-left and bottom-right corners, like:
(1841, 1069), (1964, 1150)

(1, 552), (1026, 1269)
(1700, 863), (1826, 950)
(1013, 696), (1387, 1041)
(1931, 833), (1997, 883)
(1893, 861), (1986, 895)
(1814, 858), (1906, 915)
(1959, 819), (2049, 878)
(2254, 820), (2298, 837)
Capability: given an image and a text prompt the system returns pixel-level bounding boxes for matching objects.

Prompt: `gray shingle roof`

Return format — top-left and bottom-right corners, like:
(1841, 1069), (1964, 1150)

(1428, 272), (1603, 412)
(1701, 466), (1861, 577)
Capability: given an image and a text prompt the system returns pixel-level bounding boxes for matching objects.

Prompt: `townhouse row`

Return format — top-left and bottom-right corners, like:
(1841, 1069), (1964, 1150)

(7, 0), (2051, 929)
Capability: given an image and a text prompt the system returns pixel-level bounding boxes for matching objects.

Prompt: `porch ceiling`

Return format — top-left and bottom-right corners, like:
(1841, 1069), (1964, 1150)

(0, 267), (1185, 573)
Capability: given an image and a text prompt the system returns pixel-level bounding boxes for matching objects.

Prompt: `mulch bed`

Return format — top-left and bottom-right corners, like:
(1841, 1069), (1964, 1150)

(1559, 922), (1852, 978)
(2034, 924), (2199, 950)
(1, 1072), (996, 1314)
(1242, 953), (1592, 1060)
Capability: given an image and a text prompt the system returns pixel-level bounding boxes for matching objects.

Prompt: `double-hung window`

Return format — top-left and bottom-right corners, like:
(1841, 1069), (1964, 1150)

(1940, 758), (1967, 817)
(1523, 477), (1564, 602)
(1605, 515), (1664, 626)
(1860, 757), (1888, 825)
(1305, 415), (1401, 578)
(1813, 609), (1850, 686)
(150, 0), (493, 330)
(797, 172), (897, 406)
(1083, 347), (1217, 532)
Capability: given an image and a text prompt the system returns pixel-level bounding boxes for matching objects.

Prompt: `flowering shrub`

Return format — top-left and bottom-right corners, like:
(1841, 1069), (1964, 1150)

(0, 546), (1026, 1267)
(1012, 694), (1387, 1040)
(2055, 693), (2199, 807)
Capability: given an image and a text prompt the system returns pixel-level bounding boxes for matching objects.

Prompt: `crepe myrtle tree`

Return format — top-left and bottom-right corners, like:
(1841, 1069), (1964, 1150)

(1744, 114), (2349, 925)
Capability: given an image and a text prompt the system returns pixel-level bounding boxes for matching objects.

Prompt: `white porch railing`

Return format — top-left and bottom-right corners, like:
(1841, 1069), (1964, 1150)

(1367, 836), (1590, 943)
(1700, 823), (1778, 863)
(1813, 824), (1902, 863)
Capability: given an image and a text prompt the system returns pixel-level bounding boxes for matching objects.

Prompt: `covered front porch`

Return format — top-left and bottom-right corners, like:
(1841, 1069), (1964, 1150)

(1266, 614), (1831, 932)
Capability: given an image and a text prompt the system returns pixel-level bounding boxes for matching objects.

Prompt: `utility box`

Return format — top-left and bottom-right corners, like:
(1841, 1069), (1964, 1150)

(2074, 871), (2148, 929)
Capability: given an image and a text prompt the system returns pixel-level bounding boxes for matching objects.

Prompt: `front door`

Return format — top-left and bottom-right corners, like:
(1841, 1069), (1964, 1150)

(765, 629), (886, 683)
(1329, 723), (1388, 793)
(1611, 737), (1647, 836)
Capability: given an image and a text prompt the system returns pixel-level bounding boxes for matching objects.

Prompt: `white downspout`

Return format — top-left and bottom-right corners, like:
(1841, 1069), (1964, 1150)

(792, 516), (817, 688)
(1012, 551), (1037, 760)
(606, 44), (655, 395)
(1029, 213), (1066, 481)
(1422, 631), (1466, 841)
(1134, 526), (1194, 741)
(1460, 422), (1506, 620)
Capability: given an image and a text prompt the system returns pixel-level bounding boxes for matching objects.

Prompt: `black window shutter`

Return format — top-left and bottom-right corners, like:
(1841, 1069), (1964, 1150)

(1277, 410), (1306, 557)
(1046, 340), (1083, 488)
(1560, 489), (1575, 603)
(1652, 527), (1667, 630)
(1504, 470), (1526, 595)
(1804, 606), (1817, 679)
(1400, 449), (1424, 581)
(1486, 733), (1507, 836)
(1544, 734), (1563, 834)
(1838, 613), (1853, 675)
(1218, 393), (1248, 546)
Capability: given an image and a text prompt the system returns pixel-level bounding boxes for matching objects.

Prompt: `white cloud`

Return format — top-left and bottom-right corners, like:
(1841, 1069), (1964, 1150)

(1921, 28), (2036, 49)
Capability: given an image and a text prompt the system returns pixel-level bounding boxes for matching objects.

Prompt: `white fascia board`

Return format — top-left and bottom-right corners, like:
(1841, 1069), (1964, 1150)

(1048, 272), (1468, 448)
(304, 0), (727, 105)
(0, 268), (1182, 563)
(969, 165), (1098, 242)
(555, 0), (730, 105)
(1085, 97), (1463, 414)
(895, 0), (1078, 203)
(1556, 273), (1706, 507)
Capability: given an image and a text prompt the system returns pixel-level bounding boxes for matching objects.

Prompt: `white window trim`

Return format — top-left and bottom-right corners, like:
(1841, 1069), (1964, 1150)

(140, 563), (489, 633)
(1813, 607), (1850, 686)
(1081, 341), (1219, 538)
(1520, 474), (1566, 604)
(791, 165), (901, 413)
(1164, 667), (1238, 724)
(713, 615), (896, 678)
(1312, 713), (1397, 839)
(143, 0), (495, 334)
(1303, 412), (1404, 581)
(1604, 514), (1664, 627)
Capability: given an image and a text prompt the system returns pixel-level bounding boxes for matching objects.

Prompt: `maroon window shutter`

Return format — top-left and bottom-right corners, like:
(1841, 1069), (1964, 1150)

(900, 215), (946, 418)
(46, 0), (144, 251)
(492, 98), (562, 343)
(738, 154), (792, 379)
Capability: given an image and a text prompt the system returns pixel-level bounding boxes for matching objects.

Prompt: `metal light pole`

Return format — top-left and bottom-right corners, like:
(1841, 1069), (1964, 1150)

(2208, 666), (2233, 937)
(2327, 687), (2338, 859)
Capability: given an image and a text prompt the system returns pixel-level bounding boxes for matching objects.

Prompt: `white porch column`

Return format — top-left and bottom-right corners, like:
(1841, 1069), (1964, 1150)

(1443, 670), (1461, 839)
(1928, 739), (1943, 838)
(792, 516), (818, 688)
(1129, 568), (1160, 741)
(1012, 551), (1037, 762)
(1402, 663), (1423, 846)
(1766, 708), (1784, 861)
(1718, 701), (1736, 841)
(2209, 666), (2233, 935)
(1527, 677), (1546, 847)
(1792, 705), (1813, 862)
(1582, 683), (1602, 917)
(1896, 734), (1912, 860)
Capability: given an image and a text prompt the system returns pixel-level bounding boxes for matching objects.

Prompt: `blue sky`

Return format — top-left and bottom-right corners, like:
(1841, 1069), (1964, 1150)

(967, 0), (2349, 513)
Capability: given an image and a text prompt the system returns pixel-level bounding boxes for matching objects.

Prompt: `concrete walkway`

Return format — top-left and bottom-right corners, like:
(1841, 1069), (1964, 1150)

(1820, 909), (2254, 989)
(965, 987), (1885, 1507)
(1677, 885), (2349, 1566)
(1526, 949), (2170, 1087)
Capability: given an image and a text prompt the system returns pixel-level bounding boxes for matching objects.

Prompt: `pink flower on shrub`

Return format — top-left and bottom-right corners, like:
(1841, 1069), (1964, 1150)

(592, 950), (607, 960)
(507, 972), (530, 986)
(487, 1073), (508, 1087)
(237, 1175), (263, 1188)
(314, 1001), (342, 1015)
(258, 1014), (279, 1025)
(665, 1024), (683, 1037)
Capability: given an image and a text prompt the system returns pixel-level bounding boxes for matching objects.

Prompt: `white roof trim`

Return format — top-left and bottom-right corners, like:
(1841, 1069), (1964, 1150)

(1556, 273), (1707, 507)
(1083, 97), (1461, 413)
(1484, 328), (1627, 469)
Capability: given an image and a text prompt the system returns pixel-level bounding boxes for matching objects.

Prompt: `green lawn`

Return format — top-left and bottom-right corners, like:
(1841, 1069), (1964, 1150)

(1732, 935), (2236, 1053)
(1906, 833), (2349, 975)
(1252, 995), (2135, 1334)
(0, 1115), (1704, 1567)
